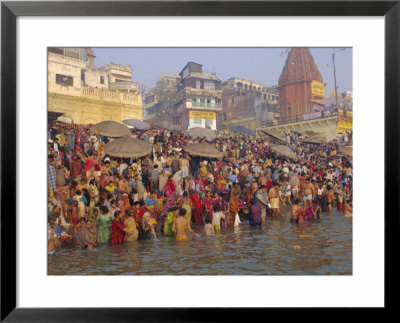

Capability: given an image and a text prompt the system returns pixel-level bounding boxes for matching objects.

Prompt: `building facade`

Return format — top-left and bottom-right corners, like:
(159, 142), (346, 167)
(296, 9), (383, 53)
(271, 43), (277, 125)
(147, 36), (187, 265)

(48, 48), (143, 125)
(278, 48), (325, 123)
(175, 62), (222, 130)
(221, 77), (279, 130)
(144, 73), (180, 124)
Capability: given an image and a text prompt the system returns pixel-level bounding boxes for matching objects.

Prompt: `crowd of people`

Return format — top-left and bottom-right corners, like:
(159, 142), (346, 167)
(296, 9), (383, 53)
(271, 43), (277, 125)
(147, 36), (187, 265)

(47, 122), (353, 256)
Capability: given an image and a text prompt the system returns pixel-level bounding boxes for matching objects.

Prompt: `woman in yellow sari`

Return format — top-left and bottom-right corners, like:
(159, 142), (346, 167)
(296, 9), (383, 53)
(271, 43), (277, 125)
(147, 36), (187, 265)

(124, 210), (138, 242)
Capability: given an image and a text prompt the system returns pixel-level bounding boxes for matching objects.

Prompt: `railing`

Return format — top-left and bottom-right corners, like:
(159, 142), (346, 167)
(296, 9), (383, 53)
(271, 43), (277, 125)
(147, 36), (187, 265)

(260, 111), (338, 128)
(191, 102), (222, 108)
(81, 87), (140, 104)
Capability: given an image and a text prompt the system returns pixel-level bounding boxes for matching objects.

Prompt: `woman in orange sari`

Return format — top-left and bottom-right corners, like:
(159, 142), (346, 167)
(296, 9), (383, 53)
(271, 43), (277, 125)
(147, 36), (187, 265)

(229, 193), (239, 227)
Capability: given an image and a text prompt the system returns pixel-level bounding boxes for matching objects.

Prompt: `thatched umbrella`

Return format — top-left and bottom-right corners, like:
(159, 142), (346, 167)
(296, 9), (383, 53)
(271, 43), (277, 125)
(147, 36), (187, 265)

(261, 129), (286, 143)
(153, 120), (182, 132)
(91, 121), (131, 137)
(301, 136), (323, 145)
(103, 136), (152, 158)
(122, 119), (151, 130)
(188, 127), (217, 142)
(340, 146), (353, 157)
(183, 142), (224, 159)
(269, 144), (299, 162)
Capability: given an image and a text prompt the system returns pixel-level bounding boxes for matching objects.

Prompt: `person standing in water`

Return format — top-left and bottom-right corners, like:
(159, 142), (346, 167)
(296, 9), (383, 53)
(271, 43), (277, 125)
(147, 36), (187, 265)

(172, 208), (198, 241)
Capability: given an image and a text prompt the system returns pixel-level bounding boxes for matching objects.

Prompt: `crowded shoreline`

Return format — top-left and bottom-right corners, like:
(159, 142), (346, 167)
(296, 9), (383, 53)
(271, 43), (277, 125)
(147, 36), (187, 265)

(47, 123), (352, 257)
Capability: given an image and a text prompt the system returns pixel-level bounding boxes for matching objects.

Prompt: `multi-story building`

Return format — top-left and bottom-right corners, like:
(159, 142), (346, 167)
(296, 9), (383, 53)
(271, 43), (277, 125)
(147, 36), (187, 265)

(175, 62), (222, 130)
(221, 77), (279, 130)
(47, 47), (143, 125)
(144, 73), (180, 124)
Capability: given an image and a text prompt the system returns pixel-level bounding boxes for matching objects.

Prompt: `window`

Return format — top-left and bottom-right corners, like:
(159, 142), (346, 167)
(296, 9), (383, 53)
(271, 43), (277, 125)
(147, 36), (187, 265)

(264, 94), (266, 100)
(100, 76), (104, 84)
(48, 47), (64, 55)
(207, 98), (211, 104)
(231, 97), (235, 105)
(194, 118), (202, 125)
(81, 70), (85, 82)
(56, 74), (73, 87)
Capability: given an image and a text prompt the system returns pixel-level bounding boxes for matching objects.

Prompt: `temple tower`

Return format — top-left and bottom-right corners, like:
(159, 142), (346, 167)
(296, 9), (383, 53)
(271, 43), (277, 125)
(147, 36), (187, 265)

(278, 48), (325, 122)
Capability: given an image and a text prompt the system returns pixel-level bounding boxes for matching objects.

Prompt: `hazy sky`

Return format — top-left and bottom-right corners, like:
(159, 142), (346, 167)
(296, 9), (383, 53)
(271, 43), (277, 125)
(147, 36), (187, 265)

(93, 47), (352, 96)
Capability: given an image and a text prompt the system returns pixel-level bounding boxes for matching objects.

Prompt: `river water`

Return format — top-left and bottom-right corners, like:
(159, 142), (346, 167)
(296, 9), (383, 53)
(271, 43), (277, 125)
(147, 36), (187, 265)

(48, 209), (352, 275)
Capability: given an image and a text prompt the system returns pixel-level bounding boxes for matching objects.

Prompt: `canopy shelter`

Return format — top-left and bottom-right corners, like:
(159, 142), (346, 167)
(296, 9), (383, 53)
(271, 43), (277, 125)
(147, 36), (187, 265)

(188, 127), (217, 142)
(339, 146), (353, 157)
(91, 120), (131, 138)
(183, 142), (224, 159)
(261, 129), (286, 143)
(228, 125), (257, 137)
(301, 136), (323, 145)
(103, 136), (153, 158)
(122, 119), (151, 131)
(269, 144), (299, 162)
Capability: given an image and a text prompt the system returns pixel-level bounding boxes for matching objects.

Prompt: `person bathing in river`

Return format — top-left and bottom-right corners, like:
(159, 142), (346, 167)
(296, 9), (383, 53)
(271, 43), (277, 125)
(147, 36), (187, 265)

(291, 199), (304, 224)
(204, 214), (214, 236)
(172, 208), (199, 241)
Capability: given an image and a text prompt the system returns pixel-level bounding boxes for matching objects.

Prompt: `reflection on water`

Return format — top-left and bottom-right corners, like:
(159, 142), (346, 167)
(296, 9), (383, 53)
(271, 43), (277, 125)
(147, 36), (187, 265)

(48, 209), (352, 275)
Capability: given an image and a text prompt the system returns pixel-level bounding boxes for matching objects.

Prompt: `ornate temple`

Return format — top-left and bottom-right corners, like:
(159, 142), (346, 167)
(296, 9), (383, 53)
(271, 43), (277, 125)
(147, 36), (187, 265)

(278, 48), (325, 122)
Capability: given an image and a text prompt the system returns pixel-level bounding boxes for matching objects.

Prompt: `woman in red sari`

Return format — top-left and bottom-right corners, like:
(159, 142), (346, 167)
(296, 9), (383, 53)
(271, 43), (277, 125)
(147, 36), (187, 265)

(111, 210), (125, 245)
(163, 176), (176, 198)
(203, 190), (213, 221)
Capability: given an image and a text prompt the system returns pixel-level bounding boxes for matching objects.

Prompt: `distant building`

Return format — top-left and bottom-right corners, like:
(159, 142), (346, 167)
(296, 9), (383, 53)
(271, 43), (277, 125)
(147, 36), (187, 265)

(221, 77), (279, 130)
(278, 48), (325, 123)
(175, 62), (222, 130)
(48, 47), (143, 125)
(144, 73), (180, 124)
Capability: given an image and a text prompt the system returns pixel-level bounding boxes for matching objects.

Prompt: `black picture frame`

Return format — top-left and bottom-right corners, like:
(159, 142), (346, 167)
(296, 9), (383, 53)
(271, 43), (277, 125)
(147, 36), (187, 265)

(1, 1), (398, 321)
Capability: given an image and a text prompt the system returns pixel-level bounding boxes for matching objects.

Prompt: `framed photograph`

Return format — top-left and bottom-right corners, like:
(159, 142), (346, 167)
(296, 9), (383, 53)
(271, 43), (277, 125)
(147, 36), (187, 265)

(1, 0), (397, 321)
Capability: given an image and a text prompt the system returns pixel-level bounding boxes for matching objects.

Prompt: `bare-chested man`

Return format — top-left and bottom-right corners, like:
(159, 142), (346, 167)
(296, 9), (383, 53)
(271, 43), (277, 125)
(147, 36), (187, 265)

(303, 178), (315, 208)
(172, 208), (198, 241)
(179, 154), (190, 189)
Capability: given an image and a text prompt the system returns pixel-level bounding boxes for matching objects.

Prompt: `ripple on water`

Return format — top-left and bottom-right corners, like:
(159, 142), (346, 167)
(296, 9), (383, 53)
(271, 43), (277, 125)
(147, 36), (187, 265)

(48, 210), (352, 275)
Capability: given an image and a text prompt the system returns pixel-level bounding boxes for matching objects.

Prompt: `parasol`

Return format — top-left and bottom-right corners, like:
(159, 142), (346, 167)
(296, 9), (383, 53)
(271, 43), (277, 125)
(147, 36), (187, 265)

(122, 119), (151, 130)
(261, 129), (286, 143)
(91, 120), (131, 137)
(183, 142), (224, 159)
(188, 127), (217, 142)
(269, 144), (299, 162)
(340, 146), (353, 157)
(103, 136), (153, 158)
(228, 125), (257, 137)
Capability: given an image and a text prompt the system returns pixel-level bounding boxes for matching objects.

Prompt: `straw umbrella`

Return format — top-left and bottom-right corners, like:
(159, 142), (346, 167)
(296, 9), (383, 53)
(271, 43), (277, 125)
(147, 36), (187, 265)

(91, 121), (131, 137)
(269, 144), (299, 162)
(103, 136), (153, 158)
(122, 119), (151, 130)
(188, 127), (217, 142)
(183, 142), (224, 159)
